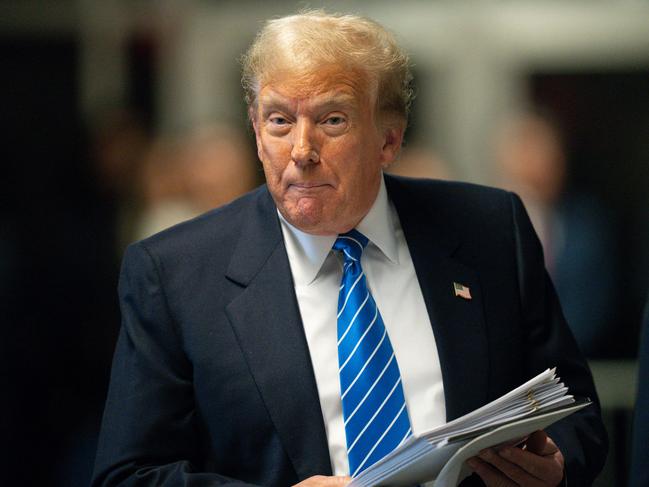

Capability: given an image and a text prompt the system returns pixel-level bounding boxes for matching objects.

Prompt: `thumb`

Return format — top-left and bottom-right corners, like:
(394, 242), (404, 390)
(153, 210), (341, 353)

(525, 430), (548, 454)
(526, 430), (554, 455)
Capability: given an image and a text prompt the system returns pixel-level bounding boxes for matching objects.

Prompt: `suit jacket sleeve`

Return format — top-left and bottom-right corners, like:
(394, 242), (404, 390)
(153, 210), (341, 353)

(509, 192), (608, 485)
(91, 242), (259, 487)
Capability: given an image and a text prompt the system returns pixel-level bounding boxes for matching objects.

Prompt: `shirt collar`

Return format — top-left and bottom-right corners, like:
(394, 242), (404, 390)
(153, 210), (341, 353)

(278, 213), (336, 286)
(278, 175), (399, 286)
(356, 176), (399, 265)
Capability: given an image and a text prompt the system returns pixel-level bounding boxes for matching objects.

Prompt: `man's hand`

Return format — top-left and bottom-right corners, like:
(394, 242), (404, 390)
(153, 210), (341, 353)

(293, 475), (351, 487)
(466, 430), (565, 486)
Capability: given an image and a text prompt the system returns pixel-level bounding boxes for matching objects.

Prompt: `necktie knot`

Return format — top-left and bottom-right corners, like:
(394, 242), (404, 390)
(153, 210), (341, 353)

(333, 229), (369, 264)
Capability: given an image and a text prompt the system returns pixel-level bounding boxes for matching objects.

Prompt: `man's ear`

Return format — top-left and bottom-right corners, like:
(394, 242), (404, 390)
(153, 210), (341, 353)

(379, 119), (406, 168)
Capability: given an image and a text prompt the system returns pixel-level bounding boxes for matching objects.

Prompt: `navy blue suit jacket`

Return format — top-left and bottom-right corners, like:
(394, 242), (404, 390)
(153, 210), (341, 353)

(92, 175), (607, 486)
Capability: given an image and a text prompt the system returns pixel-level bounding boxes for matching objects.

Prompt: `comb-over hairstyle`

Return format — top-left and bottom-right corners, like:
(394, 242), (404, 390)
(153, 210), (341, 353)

(241, 10), (413, 122)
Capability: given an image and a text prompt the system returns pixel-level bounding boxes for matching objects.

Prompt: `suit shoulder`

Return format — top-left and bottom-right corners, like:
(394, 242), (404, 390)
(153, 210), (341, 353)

(133, 185), (268, 260)
(387, 175), (513, 216)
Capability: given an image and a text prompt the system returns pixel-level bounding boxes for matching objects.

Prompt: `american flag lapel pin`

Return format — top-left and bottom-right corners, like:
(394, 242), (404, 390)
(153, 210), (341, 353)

(453, 282), (472, 300)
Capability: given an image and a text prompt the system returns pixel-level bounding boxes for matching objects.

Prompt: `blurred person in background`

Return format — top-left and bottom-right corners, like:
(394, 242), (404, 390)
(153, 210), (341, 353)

(91, 107), (151, 252)
(495, 110), (618, 357)
(133, 124), (259, 240)
(181, 125), (260, 213)
(386, 145), (452, 180)
(133, 135), (195, 241)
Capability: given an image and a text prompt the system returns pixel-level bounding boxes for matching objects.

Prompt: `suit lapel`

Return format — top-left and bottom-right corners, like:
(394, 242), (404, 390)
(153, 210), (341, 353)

(224, 188), (332, 479)
(385, 175), (490, 421)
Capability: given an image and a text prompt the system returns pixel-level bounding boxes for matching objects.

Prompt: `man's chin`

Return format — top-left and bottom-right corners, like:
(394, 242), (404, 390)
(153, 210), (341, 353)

(286, 214), (329, 235)
(280, 204), (333, 235)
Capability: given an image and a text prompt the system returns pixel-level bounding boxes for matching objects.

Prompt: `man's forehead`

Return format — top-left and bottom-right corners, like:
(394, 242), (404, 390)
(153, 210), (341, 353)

(257, 67), (373, 108)
(258, 86), (360, 108)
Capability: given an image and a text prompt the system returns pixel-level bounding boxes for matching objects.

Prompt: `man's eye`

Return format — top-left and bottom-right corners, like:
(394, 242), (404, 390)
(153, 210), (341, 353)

(324, 116), (345, 126)
(270, 117), (289, 125)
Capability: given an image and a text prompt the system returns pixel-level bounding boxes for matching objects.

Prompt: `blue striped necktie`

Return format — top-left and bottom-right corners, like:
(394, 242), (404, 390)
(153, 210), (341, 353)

(334, 229), (412, 476)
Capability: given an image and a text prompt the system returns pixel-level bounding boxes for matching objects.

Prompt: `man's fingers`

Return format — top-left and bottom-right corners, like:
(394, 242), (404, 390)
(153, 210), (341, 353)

(292, 475), (351, 486)
(477, 449), (545, 487)
(499, 446), (564, 485)
(469, 432), (565, 487)
(467, 457), (517, 487)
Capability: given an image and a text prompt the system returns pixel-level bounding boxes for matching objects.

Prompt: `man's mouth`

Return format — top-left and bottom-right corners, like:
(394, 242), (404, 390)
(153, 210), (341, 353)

(289, 182), (331, 190)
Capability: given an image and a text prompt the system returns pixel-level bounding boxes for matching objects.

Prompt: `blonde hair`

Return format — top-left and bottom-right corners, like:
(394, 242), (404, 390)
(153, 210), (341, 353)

(241, 10), (413, 122)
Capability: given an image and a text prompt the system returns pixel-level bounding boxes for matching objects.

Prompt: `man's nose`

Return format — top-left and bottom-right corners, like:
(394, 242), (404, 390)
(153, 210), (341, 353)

(291, 119), (319, 167)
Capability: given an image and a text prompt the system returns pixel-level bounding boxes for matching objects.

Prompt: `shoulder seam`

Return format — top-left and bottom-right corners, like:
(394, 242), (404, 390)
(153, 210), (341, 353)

(136, 241), (187, 353)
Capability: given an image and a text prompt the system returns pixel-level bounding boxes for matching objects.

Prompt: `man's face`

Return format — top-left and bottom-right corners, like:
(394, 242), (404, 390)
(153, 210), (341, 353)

(252, 70), (401, 235)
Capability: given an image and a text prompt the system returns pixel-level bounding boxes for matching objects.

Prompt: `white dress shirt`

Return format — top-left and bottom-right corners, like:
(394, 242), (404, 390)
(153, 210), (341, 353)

(278, 176), (447, 475)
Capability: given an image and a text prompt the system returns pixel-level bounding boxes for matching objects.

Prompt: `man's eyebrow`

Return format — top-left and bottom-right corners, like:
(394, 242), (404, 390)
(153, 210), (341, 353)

(313, 93), (358, 109)
(259, 96), (291, 114)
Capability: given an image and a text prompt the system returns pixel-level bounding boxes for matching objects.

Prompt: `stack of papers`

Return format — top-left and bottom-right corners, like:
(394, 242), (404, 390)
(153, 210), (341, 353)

(348, 368), (590, 487)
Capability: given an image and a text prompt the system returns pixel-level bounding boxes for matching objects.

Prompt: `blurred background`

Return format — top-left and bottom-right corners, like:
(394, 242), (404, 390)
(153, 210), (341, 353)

(1, 1), (648, 485)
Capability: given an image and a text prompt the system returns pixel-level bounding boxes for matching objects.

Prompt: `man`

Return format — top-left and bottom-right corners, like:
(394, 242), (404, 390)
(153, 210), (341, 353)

(92, 11), (607, 487)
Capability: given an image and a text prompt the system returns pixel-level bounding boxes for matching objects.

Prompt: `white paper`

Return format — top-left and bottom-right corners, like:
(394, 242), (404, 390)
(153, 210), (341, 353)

(348, 368), (589, 487)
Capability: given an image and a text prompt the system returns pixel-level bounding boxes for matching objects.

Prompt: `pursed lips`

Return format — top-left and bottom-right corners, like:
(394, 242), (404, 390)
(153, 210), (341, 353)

(287, 182), (332, 191)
